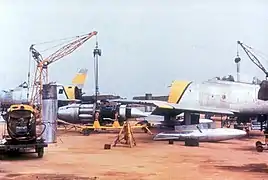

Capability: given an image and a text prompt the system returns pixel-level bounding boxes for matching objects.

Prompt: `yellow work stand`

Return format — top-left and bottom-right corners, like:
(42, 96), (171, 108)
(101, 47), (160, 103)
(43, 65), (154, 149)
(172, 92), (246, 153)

(112, 121), (136, 148)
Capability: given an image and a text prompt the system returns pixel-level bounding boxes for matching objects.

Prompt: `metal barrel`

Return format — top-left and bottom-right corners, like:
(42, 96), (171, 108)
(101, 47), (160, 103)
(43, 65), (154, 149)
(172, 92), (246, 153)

(42, 84), (58, 144)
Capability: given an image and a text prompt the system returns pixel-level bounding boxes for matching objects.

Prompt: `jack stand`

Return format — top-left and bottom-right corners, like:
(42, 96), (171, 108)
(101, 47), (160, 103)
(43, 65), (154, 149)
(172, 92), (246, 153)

(113, 121), (136, 148)
(255, 128), (268, 152)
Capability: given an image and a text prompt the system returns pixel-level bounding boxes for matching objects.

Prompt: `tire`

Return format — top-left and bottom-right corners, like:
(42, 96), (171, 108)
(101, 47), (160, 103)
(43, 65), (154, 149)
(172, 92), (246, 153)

(37, 147), (44, 158)
(256, 141), (262, 147)
(0, 153), (4, 160)
(256, 145), (264, 152)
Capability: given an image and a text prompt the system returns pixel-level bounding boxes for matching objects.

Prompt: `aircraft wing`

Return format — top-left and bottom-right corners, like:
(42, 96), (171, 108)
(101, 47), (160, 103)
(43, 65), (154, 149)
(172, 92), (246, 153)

(109, 99), (237, 116)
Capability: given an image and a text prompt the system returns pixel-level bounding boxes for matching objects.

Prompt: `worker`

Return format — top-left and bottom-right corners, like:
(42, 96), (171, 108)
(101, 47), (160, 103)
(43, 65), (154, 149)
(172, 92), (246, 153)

(94, 111), (100, 121)
(114, 111), (119, 121)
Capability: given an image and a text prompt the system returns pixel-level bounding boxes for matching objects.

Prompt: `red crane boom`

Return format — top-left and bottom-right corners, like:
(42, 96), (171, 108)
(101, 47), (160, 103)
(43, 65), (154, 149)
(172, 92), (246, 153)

(29, 31), (98, 117)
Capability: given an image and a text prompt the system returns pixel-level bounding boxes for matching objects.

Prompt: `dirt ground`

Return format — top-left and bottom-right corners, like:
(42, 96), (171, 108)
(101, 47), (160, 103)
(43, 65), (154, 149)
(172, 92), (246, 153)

(0, 122), (268, 180)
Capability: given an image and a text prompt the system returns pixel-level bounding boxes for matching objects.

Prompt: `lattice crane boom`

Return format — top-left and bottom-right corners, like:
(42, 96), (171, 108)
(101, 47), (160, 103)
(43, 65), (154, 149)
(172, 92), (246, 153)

(29, 31), (98, 116)
(237, 41), (268, 79)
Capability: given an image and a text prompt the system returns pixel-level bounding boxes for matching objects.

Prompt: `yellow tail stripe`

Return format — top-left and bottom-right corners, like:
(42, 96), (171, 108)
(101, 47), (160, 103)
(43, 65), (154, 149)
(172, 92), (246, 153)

(72, 74), (87, 86)
(167, 80), (191, 103)
(64, 86), (76, 99)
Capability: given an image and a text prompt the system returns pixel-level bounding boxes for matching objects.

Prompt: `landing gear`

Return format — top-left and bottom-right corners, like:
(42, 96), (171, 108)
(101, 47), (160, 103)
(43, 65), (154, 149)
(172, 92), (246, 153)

(255, 141), (264, 152)
(221, 116), (236, 128)
(222, 120), (232, 128)
(255, 128), (268, 152)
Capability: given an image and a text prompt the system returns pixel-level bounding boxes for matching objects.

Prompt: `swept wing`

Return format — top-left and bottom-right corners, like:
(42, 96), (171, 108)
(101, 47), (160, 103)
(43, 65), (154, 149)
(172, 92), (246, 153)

(109, 99), (237, 116)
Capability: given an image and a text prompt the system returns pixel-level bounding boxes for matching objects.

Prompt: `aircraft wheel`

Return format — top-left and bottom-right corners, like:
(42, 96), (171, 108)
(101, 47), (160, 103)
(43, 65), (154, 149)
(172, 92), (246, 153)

(256, 141), (262, 147)
(256, 145), (264, 152)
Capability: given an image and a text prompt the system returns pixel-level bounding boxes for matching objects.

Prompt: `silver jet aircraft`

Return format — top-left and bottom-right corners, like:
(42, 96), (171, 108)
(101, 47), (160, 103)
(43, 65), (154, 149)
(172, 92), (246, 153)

(0, 68), (89, 110)
(110, 79), (268, 128)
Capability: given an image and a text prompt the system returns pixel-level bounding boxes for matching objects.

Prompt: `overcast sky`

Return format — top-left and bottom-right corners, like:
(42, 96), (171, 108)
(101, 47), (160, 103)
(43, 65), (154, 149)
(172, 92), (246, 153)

(0, 0), (268, 98)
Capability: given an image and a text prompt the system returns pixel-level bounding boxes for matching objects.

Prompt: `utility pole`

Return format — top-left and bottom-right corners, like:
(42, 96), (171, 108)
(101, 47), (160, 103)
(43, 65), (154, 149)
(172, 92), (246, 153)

(93, 40), (101, 110)
(234, 55), (241, 82)
(235, 42), (241, 82)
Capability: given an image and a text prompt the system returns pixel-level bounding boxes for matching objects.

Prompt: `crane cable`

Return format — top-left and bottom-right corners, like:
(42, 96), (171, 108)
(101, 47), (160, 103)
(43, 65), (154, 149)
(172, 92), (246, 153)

(236, 42), (239, 57)
(241, 43), (268, 64)
(32, 33), (90, 53)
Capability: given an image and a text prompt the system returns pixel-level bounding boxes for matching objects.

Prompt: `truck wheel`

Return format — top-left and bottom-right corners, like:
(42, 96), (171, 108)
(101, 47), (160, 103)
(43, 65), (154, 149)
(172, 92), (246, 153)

(0, 153), (4, 160)
(37, 148), (44, 158)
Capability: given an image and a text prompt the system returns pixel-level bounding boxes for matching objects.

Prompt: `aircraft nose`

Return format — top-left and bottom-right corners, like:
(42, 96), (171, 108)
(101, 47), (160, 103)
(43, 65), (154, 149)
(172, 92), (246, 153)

(130, 108), (149, 118)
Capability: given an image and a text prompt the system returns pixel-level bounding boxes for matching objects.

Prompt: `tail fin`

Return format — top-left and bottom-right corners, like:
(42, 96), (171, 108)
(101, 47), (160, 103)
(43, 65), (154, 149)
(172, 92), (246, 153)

(71, 68), (88, 89)
(167, 80), (192, 103)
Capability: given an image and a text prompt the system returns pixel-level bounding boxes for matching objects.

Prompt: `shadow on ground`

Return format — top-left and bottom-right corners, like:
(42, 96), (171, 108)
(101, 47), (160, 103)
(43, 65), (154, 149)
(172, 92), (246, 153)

(2, 173), (98, 180)
(232, 145), (259, 152)
(215, 163), (268, 174)
(0, 153), (41, 161)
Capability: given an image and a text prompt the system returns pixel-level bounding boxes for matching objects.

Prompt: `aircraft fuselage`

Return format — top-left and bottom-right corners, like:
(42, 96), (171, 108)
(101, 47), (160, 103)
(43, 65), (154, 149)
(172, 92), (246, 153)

(171, 80), (267, 115)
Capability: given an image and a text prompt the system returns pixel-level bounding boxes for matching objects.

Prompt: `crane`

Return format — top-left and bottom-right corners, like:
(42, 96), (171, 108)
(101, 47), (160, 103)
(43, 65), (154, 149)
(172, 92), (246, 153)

(237, 41), (268, 80)
(29, 31), (98, 118)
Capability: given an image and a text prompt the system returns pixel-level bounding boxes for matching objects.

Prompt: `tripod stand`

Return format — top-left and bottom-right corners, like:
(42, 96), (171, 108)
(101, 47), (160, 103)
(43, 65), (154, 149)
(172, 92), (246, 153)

(113, 121), (136, 148)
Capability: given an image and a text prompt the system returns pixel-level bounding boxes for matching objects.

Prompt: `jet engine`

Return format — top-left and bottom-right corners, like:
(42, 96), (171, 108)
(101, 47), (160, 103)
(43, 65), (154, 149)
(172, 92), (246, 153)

(57, 103), (147, 124)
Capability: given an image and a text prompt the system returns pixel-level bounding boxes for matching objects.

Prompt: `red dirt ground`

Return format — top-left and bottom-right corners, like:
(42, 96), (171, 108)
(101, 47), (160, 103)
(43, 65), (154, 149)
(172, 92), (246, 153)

(0, 123), (268, 180)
